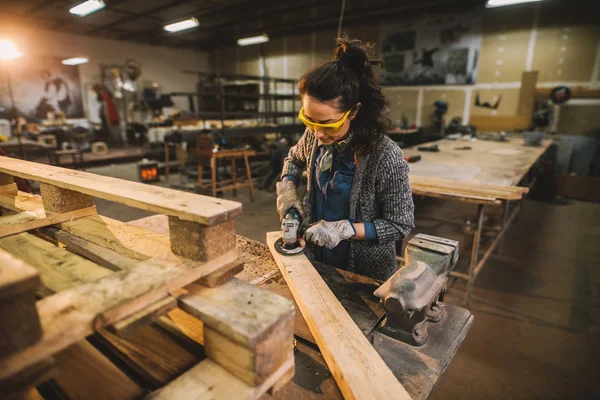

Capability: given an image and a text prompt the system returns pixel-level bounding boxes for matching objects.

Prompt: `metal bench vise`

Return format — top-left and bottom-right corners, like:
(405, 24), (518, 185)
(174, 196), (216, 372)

(374, 233), (459, 346)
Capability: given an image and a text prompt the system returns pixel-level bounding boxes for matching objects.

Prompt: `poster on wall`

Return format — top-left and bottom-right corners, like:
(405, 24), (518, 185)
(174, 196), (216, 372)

(0, 57), (84, 119)
(379, 14), (482, 85)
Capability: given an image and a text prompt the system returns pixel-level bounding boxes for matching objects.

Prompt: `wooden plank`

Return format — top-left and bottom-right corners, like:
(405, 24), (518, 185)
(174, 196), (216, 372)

(0, 248), (237, 382)
(0, 247), (41, 298)
(53, 341), (145, 400)
(0, 183), (17, 193)
(95, 325), (200, 389)
(178, 280), (295, 386)
(0, 248), (42, 358)
(110, 296), (177, 338)
(0, 206), (97, 238)
(0, 156), (241, 225)
(0, 232), (114, 293)
(147, 355), (294, 400)
(267, 231), (412, 400)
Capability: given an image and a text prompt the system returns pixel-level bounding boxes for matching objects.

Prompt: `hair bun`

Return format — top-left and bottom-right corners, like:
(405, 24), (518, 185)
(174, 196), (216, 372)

(334, 36), (373, 74)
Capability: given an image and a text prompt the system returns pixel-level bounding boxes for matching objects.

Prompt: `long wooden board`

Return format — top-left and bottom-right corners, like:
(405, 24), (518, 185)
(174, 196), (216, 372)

(266, 231), (412, 400)
(0, 156), (241, 225)
(0, 206), (97, 238)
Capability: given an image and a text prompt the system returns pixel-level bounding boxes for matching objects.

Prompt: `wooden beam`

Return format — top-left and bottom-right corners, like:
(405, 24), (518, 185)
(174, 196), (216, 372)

(266, 231), (412, 400)
(52, 341), (144, 400)
(109, 296), (178, 338)
(0, 156), (241, 225)
(0, 206), (97, 239)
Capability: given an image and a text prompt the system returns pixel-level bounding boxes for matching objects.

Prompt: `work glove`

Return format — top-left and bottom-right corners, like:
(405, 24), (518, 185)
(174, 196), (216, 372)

(304, 219), (356, 249)
(276, 180), (306, 221)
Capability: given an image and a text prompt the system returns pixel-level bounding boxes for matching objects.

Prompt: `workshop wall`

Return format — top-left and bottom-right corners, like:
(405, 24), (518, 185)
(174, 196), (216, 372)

(211, 0), (599, 127)
(3, 26), (209, 119)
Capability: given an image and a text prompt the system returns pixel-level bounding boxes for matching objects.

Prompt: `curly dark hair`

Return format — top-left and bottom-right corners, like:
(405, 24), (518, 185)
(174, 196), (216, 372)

(297, 36), (390, 156)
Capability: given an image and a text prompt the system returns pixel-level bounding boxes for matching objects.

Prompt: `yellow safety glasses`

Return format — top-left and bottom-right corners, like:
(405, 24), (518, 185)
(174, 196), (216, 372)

(297, 107), (352, 135)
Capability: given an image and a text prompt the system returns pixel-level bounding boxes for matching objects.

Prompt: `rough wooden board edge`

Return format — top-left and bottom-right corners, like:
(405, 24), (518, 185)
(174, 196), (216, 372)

(0, 206), (97, 239)
(0, 183), (17, 193)
(146, 354), (294, 400)
(109, 296), (178, 338)
(267, 231), (412, 400)
(0, 248), (41, 298)
(0, 249), (238, 382)
(198, 259), (244, 287)
(0, 156), (242, 225)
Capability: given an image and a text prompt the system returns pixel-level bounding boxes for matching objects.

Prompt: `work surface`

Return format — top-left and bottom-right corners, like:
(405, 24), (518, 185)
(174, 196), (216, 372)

(404, 138), (551, 187)
(129, 215), (472, 399)
(403, 138), (551, 205)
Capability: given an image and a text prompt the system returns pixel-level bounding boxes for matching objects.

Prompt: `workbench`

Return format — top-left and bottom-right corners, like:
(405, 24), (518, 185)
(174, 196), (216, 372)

(404, 137), (553, 305)
(115, 215), (472, 400)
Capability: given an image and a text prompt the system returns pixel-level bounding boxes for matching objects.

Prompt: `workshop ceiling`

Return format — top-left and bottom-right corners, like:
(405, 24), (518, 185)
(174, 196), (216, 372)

(0, 0), (481, 51)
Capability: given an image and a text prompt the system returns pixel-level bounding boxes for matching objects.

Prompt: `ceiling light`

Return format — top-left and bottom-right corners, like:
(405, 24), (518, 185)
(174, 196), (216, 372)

(486, 0), (543, 8)
(164, 18), (199, 33)
(62, 57), (89, 65)
(0, 40), (23, 60)
(69, 0), (105, 17)
(237, 34), (269, 47)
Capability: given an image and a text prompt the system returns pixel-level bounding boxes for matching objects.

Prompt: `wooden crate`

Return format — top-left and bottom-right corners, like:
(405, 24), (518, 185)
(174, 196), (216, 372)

(0, 157), (295, 399)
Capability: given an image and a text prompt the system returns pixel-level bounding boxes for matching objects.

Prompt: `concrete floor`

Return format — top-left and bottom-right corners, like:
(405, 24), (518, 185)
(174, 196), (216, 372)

(87, 163), (600, 399)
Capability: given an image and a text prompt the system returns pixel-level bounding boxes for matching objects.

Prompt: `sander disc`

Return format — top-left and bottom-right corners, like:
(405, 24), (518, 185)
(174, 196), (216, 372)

(274, 237), (306, 255)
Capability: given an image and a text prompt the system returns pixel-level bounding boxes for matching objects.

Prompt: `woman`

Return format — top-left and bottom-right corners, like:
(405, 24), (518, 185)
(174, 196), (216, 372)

(276, 37), (415, 282)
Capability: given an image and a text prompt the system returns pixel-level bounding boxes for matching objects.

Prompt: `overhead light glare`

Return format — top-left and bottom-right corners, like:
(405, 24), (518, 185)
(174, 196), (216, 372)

(486, 0), (543, 8)
(164, 18), (200, 33)
(62, 57), (89, 65)
(237, 34), (270, 46)
(69, 0), (105, 16)
(0, 40), (23, 60)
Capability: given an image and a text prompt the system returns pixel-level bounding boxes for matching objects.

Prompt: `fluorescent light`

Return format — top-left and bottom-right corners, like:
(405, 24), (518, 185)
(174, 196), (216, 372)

(486, 0), (543, 8)
(164, 18), (199, 33)
(237, 34), (269, 46)
(0, 40), (23, 60)
(62, 57), (88, 65)
(70, 0), (105, 17)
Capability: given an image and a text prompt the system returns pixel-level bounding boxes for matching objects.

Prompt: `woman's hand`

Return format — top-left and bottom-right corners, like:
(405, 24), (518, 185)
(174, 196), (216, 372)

(276, 180), (306, 221)
(304, 220), (356, 249)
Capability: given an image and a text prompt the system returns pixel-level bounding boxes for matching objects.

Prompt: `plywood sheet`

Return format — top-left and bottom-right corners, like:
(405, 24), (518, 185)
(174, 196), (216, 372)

(383, 88), (419, 126)
(533, 26), (599, 82)
(422, 90), (466, 122)
(477, 30), (530, 83)
(470, 88), (520, 117)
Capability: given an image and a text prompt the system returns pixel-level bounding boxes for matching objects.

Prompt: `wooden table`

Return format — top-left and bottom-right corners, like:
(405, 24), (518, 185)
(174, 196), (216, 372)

(403, 137), (553, 305)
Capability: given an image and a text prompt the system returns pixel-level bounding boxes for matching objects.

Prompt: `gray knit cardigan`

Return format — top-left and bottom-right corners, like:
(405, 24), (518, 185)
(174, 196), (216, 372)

(282, 128), (415, 281)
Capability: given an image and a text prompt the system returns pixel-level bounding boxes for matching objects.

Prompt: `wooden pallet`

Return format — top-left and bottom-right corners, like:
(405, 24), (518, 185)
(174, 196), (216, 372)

(0, 158), (295, 399)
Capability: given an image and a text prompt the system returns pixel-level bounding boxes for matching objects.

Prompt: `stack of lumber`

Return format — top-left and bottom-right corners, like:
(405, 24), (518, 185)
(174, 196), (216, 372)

(0, 157), (295, 399)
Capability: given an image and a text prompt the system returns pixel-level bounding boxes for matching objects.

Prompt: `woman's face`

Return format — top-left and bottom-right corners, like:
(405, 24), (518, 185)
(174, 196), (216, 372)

(302, 96), (356, 145)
